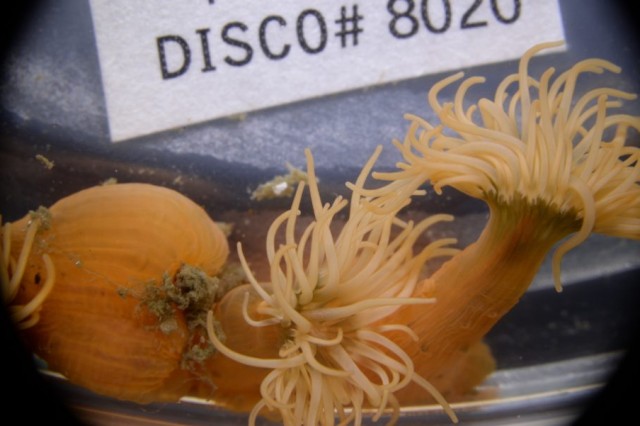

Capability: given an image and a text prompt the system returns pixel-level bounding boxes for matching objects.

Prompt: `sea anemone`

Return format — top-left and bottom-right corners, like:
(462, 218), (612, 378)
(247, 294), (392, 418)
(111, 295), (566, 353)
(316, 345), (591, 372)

(208, 147), (460, 425)
(1, 183), (231, 402)
(359, 41), (640, 403)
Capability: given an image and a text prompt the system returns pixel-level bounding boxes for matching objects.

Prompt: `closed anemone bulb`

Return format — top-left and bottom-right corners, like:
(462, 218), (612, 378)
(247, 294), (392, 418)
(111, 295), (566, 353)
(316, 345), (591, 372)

(353, 41), (640, 403)
(208, 147), (460, 425)
(1, 183), (230, 403)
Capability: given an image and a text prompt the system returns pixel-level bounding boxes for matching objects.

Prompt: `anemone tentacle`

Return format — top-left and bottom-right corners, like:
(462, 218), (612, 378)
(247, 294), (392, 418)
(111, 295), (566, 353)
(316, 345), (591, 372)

(209, 147), (459, 425)
(1, 213), (56, 329)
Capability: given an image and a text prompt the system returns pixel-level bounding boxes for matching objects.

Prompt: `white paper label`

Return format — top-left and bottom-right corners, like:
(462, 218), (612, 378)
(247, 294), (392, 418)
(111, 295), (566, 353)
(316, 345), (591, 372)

(88, 0), (565, 142)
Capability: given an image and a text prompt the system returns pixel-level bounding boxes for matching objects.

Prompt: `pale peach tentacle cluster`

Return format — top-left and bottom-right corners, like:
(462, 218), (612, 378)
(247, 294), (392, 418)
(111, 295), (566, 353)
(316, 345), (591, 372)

(369, 41), (640, 291)
(208, 147), (459, 425)
(1, 214), (55, 329)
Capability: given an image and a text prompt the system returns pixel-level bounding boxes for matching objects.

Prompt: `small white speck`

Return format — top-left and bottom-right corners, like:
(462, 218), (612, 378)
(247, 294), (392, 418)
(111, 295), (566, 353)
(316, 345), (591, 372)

(273, 182), (288, 196)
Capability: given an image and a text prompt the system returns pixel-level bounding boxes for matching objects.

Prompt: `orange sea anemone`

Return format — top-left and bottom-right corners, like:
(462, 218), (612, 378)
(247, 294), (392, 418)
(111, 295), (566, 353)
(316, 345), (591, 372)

(362, 41), (640, 404)
(1, 182), (230, 403)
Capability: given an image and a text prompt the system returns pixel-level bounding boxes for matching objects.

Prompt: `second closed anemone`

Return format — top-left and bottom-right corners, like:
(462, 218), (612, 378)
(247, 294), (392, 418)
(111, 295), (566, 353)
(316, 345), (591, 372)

(208, 147), (459, 425)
